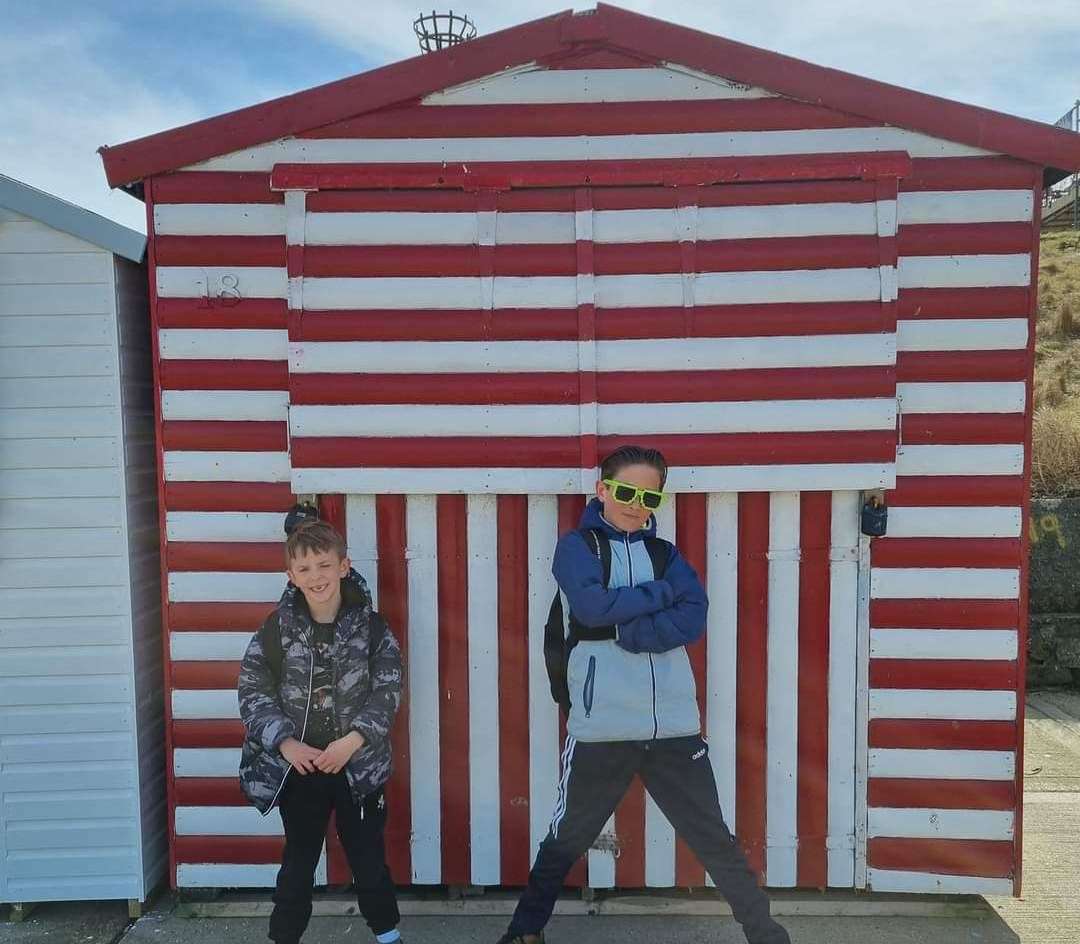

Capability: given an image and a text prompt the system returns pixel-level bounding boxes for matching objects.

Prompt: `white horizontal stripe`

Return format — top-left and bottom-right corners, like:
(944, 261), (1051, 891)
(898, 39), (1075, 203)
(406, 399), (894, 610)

(896, 318), (1028, 352)
(153, 203), (285, 236)
(898, 254), (1030, 289)
(190, 128), (991, 172)
(163, 451), (291, 483)
(897, 381), (1025, 414)
(172, 689), (239, 720)
(868, 748), (1014, 780)
(170, 631), (254, 661)
(867, 869), (1013, 895)
(897, 190), (1034, 225)
(292, 334), (895, 374)
(305, 202), (881, 246)
(159, 329), (288, 360)
(871, 567), (1019, 600)
(868, 807), (1014, 840)
(175, 805), (282, 836)
(161, 391), (289, 422)
(422, 65), (778, 104)
(157, 267), (286, 300)
(896, 444), (1023, 477)
(168, 571), (285, 603)
(870, 629), (1018, 661)
(886, 506), (1021, 538)
(300, 268), (887, 311)
(289, 398), (897, 438)
(292, 462), (895, 495)
(869, 689), (1017, 721)
(181, 859), (326, 888)
(166, 511), (286, 543)
(173, 747), (239, 777)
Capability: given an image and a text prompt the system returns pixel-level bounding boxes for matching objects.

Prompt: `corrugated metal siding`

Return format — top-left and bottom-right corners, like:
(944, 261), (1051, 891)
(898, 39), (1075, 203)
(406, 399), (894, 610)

(147, 61), (1035, 895)
(0, 214), (162, 902)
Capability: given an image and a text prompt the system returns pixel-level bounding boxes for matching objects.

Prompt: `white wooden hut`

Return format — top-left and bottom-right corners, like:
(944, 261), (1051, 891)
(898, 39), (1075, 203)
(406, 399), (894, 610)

(0, 174), (165, 914)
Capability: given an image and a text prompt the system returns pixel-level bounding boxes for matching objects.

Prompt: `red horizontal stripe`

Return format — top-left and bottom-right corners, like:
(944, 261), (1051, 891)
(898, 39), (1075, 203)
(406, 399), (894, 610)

(174, 777), (247, 806)
(162, 421), (288, 452)
(302, 98), (880, 139)
(868, 778), (1016, 810)
(302, 235), (885, 277)
(172, 661), (241, 689)
(871, 599), (1018, 630)
(155, 235), (285, 267)
(871, 537), (1021, 568)
(903, 157), (1038, 192)
(151, 172), (279, 204)
(173, 719), (245, 748)
(899, 413), (1026, 445)
(168, 542), (284, 572)
(898, 223), (1032, 257)
(291, 430), (896, 468)
(156, 298), (288, 329)
(868, 837), (1013, 878)
(306, 179), (876, 213)
(897, 350), (1028, 382)
(870, 658), (1018, 690)
(174, 836), (284, 865)
(160, 359), (288, 390)
(869, 720), (1016, 751)
(887, 476), (1025, 507)
(169, 602), (276, 631)
(294, 308), (577, 342)
(290, 366), (893, 406)
(164, 482), (295, 512)
(897, 287), (1029, 320)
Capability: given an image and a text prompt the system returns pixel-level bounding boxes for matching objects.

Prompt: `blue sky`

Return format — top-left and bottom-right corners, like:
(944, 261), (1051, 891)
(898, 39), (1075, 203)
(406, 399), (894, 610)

(3, 0), (1078, 233)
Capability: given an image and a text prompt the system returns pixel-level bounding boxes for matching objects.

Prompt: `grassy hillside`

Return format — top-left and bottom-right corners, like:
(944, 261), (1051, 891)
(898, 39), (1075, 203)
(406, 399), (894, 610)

(1034, 229), (1080, 497)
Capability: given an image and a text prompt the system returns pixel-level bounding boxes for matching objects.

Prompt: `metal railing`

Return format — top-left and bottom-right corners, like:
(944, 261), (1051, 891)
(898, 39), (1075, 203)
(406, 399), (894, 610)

(1051, 101), (1080, 228)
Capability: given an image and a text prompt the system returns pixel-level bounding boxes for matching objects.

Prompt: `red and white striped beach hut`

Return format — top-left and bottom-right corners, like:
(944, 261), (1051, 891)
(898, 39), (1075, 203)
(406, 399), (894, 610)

(100, 4), (1080, 898)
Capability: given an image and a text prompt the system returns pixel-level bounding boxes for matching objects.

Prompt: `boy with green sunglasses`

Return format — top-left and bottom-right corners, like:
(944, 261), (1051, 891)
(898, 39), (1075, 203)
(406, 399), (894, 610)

(498, 445), (790, 944)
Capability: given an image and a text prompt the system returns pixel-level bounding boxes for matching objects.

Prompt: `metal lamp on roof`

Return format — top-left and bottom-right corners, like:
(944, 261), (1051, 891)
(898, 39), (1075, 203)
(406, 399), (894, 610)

(414, 9), (477, 53)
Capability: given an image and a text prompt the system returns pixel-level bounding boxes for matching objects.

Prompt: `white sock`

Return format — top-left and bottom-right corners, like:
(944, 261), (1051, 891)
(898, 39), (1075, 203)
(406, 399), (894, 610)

(376, 930), (401, 944)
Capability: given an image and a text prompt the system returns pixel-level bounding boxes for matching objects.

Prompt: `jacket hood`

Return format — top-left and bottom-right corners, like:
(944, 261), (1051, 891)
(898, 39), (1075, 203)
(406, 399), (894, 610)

(579, 497), (657, 542)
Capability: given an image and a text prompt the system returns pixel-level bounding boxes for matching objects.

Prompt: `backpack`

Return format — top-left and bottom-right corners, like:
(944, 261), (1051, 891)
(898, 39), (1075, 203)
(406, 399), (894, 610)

(543, 528), (671, 715)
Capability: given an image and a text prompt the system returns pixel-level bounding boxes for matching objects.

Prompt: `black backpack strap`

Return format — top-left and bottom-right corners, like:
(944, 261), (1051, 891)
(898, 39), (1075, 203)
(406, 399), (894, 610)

(585, 528), (612, 587)
(644, 536), (673, 580)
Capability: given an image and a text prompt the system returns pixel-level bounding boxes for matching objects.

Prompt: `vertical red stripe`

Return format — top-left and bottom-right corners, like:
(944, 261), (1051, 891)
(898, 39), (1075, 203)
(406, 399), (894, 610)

(558, 494), (588, 888)
(797, 492), (831, 889)
(737, 492), (769, 880)
(498, 495), (531, 885)
(438, 496), (470, 884)
(377, 496), (411, 883)
(675, 493), (708, 886)
(317, 494), (346, 536)
(614, 777), (647, 887)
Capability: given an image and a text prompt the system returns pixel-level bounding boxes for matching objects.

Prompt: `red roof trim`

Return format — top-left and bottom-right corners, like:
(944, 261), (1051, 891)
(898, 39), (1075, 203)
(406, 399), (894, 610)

(99, 4), (1080, 188)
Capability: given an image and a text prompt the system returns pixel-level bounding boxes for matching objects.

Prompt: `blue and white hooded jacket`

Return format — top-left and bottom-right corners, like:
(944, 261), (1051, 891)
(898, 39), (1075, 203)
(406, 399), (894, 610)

(553, 497), (709, 742)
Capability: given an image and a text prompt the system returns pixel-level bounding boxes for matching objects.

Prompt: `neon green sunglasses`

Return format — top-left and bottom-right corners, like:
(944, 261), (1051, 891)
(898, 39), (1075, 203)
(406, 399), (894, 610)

(602, 478), (666, 510)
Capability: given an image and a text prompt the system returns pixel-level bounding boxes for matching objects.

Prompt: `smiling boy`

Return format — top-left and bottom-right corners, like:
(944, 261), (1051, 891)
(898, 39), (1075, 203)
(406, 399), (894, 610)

(498, 446), (790, 944)
(238, 513), (404, 944)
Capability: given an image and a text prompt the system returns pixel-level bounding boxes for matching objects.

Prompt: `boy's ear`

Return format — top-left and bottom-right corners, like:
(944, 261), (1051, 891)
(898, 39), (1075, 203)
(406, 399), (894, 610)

(340, 555), (351, 575)
(595, 479), (606, 500)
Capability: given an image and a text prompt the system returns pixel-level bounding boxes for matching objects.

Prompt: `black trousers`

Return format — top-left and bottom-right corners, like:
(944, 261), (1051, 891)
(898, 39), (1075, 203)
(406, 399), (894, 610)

(269, 771), (400, 944)
(508, 735), (790, 944)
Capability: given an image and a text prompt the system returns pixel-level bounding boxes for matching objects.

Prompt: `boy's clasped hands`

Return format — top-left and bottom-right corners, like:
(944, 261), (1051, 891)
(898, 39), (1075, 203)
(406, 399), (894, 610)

(280, 731), (365, 775)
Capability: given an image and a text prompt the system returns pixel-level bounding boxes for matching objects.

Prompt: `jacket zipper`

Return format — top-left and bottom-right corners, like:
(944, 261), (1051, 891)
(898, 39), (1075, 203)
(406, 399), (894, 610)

(583, 655), (597, 718)
(625, 533), (659, 740)
(263, 631), (315, 817)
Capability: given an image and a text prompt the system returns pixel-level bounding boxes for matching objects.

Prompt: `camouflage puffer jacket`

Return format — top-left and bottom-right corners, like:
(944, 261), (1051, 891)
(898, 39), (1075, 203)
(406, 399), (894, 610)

(237, 569), (403, 814)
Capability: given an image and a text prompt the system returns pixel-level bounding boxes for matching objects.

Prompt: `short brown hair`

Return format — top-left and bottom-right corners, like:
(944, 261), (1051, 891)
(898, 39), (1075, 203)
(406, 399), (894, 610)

(285, 520), (347, 566)
(600, 444), (668, 488)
